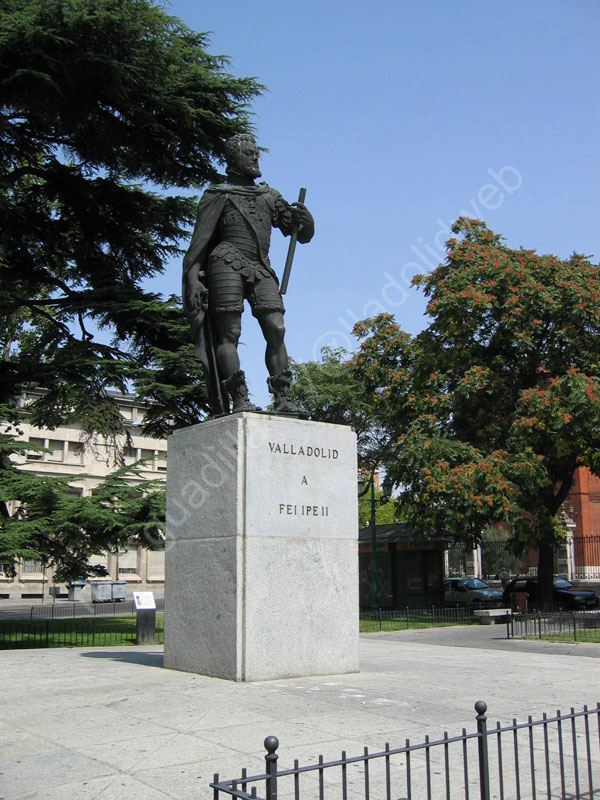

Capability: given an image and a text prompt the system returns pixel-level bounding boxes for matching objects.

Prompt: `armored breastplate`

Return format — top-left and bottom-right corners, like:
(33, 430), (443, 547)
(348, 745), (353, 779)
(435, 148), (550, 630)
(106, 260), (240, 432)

(218, 197), (271, 261)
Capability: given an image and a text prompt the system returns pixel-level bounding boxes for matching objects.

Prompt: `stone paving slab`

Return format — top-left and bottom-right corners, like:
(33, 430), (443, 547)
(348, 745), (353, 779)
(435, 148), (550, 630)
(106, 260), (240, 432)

(1, 630), (599, 799)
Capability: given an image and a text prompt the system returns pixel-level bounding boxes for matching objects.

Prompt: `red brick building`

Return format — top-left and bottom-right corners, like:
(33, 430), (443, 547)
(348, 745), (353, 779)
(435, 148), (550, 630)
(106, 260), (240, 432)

(566, 467), (600, 537)
(565, 467), (600, 578)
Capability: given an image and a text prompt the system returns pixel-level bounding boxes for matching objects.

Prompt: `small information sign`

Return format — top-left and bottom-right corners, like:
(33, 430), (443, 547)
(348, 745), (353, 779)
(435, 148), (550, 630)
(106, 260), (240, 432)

(133, 591), (156, 610)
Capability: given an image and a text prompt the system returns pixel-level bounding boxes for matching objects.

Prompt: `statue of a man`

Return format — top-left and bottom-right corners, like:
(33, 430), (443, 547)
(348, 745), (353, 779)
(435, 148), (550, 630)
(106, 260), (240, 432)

(182, 134), (314, 416)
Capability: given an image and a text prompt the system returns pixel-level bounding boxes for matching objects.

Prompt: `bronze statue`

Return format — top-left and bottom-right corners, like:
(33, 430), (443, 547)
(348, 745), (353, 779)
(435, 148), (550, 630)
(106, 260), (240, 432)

(182, 134), (314, 416)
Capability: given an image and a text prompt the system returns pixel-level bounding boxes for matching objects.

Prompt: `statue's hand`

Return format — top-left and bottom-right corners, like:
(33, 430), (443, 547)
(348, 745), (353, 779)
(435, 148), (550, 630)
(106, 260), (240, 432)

(193, 271), (209, 312)
(292, 201), (314, 242)
(292, 201), (312, 228)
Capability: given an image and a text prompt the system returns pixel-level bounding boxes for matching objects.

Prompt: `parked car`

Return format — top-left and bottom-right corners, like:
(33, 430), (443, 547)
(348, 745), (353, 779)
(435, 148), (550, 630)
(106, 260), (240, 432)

(444, 577), (504, 606)
(502, 576), (600, 610)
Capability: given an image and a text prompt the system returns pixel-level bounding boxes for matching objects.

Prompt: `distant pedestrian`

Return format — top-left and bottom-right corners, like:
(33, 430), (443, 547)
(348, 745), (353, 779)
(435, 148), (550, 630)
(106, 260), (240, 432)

(499, 568), (510, 589)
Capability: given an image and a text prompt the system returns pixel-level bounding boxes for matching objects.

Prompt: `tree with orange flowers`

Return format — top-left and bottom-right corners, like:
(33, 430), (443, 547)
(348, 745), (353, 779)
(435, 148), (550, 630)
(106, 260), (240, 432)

(352, 218), (600, 605)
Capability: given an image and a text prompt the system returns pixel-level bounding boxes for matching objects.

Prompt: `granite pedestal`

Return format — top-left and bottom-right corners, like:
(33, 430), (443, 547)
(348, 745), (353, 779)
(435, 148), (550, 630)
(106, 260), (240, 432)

(164, 412), (359, 681)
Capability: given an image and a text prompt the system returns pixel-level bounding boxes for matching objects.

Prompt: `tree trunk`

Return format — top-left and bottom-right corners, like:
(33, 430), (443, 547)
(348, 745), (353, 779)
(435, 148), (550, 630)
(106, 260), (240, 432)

(537, 542), (555, 608)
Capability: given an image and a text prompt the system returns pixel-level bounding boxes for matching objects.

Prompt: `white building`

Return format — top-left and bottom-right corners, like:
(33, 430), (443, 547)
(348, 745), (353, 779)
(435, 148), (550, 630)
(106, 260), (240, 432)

(2, 389), (168, 599)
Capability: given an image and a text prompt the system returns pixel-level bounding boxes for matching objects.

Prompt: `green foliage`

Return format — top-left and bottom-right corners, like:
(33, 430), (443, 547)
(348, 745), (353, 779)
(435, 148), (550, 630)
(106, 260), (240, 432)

(0, 0), (262, 570)
(290, 347), (387, 467)
(0, 448), (165, 581)
(290, 348), (400, 526)
(358, 491), (396, 529)
(352, 219), (600, 599)
(0, 0), (263, 434)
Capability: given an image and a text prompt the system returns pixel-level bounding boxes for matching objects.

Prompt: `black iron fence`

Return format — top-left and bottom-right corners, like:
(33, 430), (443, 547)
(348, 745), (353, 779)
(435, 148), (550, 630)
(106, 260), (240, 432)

(448, 539), (529, 580)
(480, 540), (525, 578)
(360, 605), (479, 631)
(29, 597), (164, 619)
(211, 701), (600, 800)
(509, 610), (600, 642)
(449, 535), (600, 582)
(573, 534), (600, 580)
(447, 542), (469, 576)
(0, 614), (163, 649)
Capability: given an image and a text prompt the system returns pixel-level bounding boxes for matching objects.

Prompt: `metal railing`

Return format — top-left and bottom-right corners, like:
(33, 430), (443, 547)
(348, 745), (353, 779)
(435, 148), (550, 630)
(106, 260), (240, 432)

(449, 534), (600, 582)
(29, 597), (164, 619)
(0, 614), (163, 649)
(211, 701), (600, 800)
(360, 605), (482, 631)
(509, 610), (600, 642)
(573, 534), (600, 580)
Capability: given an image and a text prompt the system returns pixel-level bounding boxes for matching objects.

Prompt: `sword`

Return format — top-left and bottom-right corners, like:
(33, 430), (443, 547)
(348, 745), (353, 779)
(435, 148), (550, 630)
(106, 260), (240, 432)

(204, 311), (227, 416)
(279, 187), (306, 295)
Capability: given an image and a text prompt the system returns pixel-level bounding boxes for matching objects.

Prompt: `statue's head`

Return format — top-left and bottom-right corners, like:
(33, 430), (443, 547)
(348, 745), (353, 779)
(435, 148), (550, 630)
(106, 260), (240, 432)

(225, 134), (261, 179)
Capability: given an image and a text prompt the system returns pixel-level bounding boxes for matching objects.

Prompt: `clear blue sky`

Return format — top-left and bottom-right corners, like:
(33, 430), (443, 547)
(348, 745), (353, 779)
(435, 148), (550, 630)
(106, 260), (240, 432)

(160, 0), (599, 407)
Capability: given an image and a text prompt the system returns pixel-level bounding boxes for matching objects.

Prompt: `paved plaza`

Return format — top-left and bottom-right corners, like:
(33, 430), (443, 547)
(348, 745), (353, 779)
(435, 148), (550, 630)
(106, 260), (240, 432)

(2, 626), (599, 799)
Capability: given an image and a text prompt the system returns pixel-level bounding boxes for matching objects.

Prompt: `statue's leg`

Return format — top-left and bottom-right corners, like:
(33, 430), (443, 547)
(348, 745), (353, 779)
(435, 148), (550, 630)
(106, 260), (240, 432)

(257, 311), (288, 376)
(257, 310), (307, 417)
(206, 250), (245, 380)
(205, 249), (262, 413)
(250, 275), (304, 416)
(212, 311), (242, 380)
(213, 311), (261, 413)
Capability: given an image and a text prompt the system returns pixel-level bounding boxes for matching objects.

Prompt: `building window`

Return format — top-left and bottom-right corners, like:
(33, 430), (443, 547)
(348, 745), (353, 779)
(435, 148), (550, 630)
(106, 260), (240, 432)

(123, 447), (137, 466)
(26, 437), (45, 460)
(22, 559), (42, 573)
(156, 451), (167, 472)
(140, 449), (155, 467)
(47, 439), (64, 462)
(66, 441), (83, 465)
(119, 406), (133, 421)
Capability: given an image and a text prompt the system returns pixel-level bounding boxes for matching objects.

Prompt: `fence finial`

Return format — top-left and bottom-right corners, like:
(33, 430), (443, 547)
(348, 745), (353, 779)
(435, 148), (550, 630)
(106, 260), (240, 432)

(264, 737), (279, 800)
(474, 701), (490, 800)
(475, 700), (487, 716)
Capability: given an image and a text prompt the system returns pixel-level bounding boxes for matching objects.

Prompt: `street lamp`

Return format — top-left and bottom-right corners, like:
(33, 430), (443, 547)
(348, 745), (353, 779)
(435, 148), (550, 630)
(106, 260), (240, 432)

(358, 468), (394, 610)
(558, 504), (577, 531)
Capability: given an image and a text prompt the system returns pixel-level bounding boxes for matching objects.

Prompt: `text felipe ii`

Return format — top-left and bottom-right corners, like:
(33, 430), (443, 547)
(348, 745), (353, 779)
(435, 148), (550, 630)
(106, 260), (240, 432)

(268, 442), (339, 459)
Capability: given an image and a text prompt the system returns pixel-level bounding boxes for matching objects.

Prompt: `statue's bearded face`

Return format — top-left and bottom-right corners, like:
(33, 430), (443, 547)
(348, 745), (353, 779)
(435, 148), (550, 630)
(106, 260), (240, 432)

(232, 141), (261, 178)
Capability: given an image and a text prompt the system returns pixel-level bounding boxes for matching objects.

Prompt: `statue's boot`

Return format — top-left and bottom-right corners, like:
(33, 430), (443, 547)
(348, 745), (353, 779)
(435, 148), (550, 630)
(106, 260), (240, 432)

(223, 370), (262, 413)
(267, 370), (309, 417)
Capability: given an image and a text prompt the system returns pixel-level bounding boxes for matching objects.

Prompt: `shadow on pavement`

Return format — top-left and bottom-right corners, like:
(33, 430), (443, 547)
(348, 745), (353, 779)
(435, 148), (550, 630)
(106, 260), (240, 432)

(80, 650), (164, 668)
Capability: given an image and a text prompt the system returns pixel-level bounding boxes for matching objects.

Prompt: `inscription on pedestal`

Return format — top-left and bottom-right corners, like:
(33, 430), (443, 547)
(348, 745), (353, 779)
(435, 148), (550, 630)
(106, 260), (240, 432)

(245, 419), (355, 539)
(268, 441), (339, 459)
(279, 504), (329, 516)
